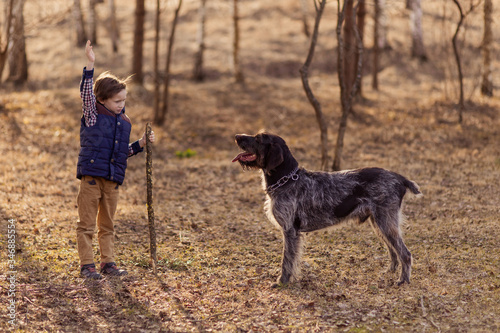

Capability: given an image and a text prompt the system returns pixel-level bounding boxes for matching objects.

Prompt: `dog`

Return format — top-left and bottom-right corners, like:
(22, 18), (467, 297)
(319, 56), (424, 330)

(232, 132), (422, 286)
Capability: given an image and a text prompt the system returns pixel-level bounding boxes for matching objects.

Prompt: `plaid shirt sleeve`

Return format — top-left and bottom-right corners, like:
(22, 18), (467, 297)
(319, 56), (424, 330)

(128, 140), (143, 157)
(79, 67), (97, 127)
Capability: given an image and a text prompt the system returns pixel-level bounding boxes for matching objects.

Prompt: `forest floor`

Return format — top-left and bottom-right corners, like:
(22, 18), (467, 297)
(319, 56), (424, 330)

(1, 0), (499, 332)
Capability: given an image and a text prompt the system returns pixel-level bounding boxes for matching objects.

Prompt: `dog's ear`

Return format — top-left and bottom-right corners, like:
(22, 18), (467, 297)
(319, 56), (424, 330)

(265, 143), (284, 173)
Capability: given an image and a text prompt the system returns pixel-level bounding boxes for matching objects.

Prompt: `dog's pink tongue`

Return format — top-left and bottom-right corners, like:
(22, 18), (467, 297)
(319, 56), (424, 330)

(232, 152), (255, 162)
(232, 152), (246, 162)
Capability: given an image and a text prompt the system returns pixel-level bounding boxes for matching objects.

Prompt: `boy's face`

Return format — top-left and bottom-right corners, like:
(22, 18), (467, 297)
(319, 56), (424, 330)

(100, 89), (127, 114)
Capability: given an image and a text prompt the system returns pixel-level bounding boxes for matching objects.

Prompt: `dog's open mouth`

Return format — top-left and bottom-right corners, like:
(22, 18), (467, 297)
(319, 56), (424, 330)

(232, 152), (257, 163)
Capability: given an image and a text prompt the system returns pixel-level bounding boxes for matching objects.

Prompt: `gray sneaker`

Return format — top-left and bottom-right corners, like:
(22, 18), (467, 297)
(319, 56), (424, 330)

(100, 262), (128, 276)
(80, 263), (103, 280)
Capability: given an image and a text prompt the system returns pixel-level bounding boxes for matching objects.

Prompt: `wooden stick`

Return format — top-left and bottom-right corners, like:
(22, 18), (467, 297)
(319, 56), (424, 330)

(146, 122), (157, 274)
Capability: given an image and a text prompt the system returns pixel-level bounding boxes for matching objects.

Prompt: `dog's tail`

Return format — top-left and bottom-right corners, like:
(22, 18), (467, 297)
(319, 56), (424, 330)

(403, 178), (423, 198)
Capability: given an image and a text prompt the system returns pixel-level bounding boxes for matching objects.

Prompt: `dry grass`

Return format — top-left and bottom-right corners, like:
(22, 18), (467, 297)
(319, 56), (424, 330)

(1, 0), (499, 332)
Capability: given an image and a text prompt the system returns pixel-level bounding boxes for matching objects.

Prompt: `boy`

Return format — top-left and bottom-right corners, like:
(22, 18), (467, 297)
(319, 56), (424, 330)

(76, 40), (155, 279)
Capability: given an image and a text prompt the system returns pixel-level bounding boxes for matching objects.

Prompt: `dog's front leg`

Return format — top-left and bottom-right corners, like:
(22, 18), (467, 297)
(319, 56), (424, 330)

(275, 228), (303, 287)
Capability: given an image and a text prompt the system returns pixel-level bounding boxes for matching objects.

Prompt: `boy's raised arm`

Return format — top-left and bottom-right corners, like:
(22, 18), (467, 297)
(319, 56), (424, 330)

(85, 40), (95, 71)
(80, 40), (97, 127)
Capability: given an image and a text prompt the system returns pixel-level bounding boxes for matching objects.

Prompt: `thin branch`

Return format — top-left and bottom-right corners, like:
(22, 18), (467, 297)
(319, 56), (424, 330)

(300, 0), (328, 170)
(451, 0), (481, 123)
(451, 0), (465, 122)
(156, 0), (183, 125)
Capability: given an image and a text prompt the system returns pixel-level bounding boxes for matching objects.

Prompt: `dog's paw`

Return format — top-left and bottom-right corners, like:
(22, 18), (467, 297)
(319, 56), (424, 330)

(271, 282), (288, 289)
(396, 279), (410, 286)
(272, 277), (290, 289)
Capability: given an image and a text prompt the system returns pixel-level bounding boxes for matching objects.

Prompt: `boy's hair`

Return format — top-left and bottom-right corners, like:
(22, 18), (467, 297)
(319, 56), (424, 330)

(93, 71), (132, 102)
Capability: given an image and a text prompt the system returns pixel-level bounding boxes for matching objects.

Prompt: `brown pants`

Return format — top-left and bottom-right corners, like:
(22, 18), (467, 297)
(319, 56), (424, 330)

(77, 176), (119, 266)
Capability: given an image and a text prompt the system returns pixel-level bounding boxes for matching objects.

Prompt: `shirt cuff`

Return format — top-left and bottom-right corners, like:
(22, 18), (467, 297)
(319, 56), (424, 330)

(130, 140), (144, 156)
(83, 67), (94, 77)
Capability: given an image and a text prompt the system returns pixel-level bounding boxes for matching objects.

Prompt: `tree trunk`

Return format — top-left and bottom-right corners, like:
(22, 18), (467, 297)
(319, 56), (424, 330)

(155, 0), (183, 126)
(7, 0), (27, 86)
(88, 0), (98, 44)
(451, 0), (465, 123)
(153, 0), (161, 121)
(299, 0), (310, 38)
(333, 0), (363, 171)
(408, 0), (427, 61)
(299, 0), (328, 170)
(193, 0), (207, 81)
(372, 0), (380, 90)
(343, 0), (355, 98)
(355, 0), (365, 97)
(481, 0), (493, 97)
(0, 0), (14, 83)
(377, 0), (388, 49)
(72, 0), (86, 46)
(232, 0), (244, 83)
(333, 0), (349, 172)
(132, 0), (145, 84)
(109, 0), (119, 53)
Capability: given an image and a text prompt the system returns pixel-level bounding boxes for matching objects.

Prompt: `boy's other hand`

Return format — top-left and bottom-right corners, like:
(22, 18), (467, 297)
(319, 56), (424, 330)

(140, 130), (155, 148)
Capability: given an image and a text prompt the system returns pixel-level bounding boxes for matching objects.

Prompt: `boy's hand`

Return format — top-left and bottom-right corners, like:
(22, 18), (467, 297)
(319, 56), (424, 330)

(85, 40), (95, 70)
(140, 130), (155, 148)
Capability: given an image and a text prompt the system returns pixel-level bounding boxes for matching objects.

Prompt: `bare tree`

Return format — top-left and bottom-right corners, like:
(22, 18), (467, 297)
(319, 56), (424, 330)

(88, 0), (98, 44)
(153, 0), (161, 120)
(451, 0), (465, 122)
(300, 0), (328, 170)
(0, 0), (14, 83)
(7, 0), (27, 85)
(343, 0), (355, 98)
(333, 0), (363, 171)
(232, 0), (244, 83)
(341, 0), (364, 99)
(72, 0), (86, 46)
(132, 0), (145, 84)
(407, 0), (427, 61)
(480, 0), (493, 97)
(155, 0), (183, 126)
(299, 0), (310, 38)
(109, 0), (119, 53)
(372, 0), (381, 90)
(377, 0), (389, 50)
(193, 0), (207, 81)
(451, 0), (481, 123)
(355, 0), (365, 97)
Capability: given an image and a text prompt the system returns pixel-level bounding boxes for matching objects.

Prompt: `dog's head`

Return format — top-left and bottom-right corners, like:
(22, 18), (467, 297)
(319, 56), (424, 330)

(232, 132), (288, 174)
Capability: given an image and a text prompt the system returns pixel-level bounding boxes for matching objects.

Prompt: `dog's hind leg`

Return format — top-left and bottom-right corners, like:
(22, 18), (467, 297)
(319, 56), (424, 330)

(372, 210), (412, 285)
(388, 234), (412, 285)
(369, 216), (399, 273)
(276, 228), (303, 286)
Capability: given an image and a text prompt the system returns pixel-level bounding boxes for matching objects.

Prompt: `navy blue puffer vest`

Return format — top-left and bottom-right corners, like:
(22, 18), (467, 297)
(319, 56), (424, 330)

(77, 103), (132, 185)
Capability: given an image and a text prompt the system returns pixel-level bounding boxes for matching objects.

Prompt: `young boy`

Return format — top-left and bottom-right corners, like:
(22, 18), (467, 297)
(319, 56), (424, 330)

(77, 40), (155, 279)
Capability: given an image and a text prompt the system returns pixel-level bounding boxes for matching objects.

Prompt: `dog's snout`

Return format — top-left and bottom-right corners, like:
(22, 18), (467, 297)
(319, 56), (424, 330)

(235, 134), (251, 145)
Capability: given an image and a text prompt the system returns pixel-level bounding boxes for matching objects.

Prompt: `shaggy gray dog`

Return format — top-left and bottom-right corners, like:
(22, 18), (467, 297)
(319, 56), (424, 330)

(232, 132), (422, 286)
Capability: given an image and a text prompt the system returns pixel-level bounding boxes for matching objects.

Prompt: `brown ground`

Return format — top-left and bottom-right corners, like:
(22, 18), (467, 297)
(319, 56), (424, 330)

(1, 0), (499, 332)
